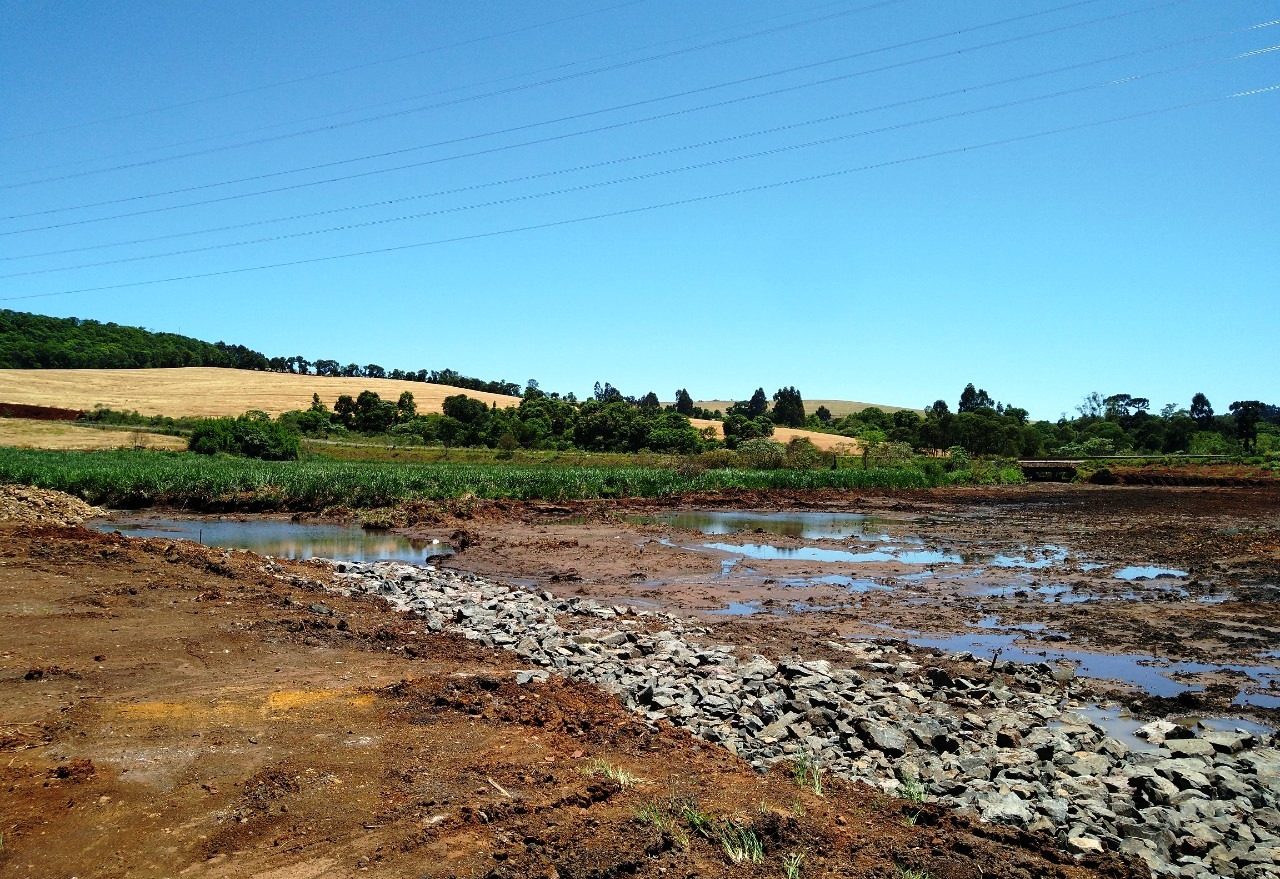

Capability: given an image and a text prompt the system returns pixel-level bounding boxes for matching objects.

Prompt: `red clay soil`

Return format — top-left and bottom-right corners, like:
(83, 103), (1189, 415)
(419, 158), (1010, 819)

(0, 521), (1142, 879)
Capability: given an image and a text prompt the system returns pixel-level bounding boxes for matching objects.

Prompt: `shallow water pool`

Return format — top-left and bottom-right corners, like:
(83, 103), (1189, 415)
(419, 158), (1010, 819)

(90, 515), (447, 563)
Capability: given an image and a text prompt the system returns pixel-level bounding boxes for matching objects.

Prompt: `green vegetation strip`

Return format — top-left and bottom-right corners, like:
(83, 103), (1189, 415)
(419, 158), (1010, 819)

(0, 448), (995, 509)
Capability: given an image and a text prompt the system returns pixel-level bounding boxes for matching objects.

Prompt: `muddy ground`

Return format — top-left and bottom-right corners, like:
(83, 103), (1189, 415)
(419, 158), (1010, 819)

(405, 486), (1280, 717)
(0, 518), (1139, 879)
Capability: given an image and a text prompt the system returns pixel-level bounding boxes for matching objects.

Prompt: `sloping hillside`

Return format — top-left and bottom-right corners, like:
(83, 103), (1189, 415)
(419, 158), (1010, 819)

(0, 367), (521, 418)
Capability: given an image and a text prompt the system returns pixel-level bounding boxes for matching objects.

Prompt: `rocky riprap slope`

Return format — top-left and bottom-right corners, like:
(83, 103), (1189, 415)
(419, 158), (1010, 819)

(326, 560), (1280, 879)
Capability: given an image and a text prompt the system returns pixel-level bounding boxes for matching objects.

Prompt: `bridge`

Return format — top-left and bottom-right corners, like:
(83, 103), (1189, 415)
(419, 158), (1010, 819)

(1018, 459), (1083, 481)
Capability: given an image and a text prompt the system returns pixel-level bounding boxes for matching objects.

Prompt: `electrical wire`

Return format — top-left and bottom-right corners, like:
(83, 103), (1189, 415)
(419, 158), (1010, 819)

(3, 84), (1274, 302)
(2, 0), (909, 187)
(2, 0), (1198, 228)
(6, 0), (887, 173)
(5, 42), (1271, 273)
(0, 0), (655, 142)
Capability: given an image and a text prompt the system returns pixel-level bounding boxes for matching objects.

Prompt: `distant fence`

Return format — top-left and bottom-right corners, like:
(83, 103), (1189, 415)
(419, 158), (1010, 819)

(0, 402), (85, 421)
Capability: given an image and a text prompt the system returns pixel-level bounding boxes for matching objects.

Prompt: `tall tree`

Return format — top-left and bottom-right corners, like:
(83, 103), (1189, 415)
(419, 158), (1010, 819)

(958, 384), (993, 413)
(1229, 400), (1264, 451)
(396, 391), (417, 421)
(771, 386), (806, 427)
(1190, 393), (1215, 428)
(674, 388), (694, 416)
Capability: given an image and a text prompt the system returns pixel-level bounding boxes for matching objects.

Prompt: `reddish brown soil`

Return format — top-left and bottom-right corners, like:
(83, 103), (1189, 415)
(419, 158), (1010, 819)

(0, 522), (1136, 879)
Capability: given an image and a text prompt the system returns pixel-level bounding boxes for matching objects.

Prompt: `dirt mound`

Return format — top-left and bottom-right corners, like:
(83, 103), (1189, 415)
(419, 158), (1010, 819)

(0, 484), (101, 525)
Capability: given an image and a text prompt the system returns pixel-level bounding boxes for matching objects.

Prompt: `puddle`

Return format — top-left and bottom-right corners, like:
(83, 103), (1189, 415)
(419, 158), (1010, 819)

(90, 515), (447, 563)
(991, 545), (1069, 569)
(1056, 706), (1160, 752)
(700, 541), (961, 565)
(1054, 706), (1273, 751)
(783, 574), (892, 592)
(631, 510), (899, 540)
(1114, 566), (1188, 581)
(975, 582), (1094, 604)
(710, 600), (762, 616)
(904, 622), (1280, 700)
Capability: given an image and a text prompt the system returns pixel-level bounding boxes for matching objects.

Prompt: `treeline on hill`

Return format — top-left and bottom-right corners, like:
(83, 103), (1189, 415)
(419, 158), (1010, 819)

(0, 309), (519, 397)
(180, 382), (823, 462)
(808, 385), (1279, 457)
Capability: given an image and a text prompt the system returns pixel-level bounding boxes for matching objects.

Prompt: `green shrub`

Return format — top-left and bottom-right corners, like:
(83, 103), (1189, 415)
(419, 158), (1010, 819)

(736, 438), (787, 469)
(783, 437), (823, 470)
(188, 412), (300, 461)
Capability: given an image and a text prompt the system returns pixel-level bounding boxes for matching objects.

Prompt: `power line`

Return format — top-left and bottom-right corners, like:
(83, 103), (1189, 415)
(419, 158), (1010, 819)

(2, 0), (1191, 228)
(4, 84), (1273, 302)
(5, 0), (882, 174)
(5, 40), (1269, 269)
(2, 0), (909, 188)
(0, 0), (654, 143)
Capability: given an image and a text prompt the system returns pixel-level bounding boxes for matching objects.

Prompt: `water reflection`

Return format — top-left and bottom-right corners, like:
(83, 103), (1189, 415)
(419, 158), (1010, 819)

(630, 510), (897, 540)
(91, 516), (446, 563)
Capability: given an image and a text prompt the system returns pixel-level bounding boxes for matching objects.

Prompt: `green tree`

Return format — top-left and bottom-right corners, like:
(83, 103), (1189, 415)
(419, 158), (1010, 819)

(674, 388), (694, 416)
(333, 394), (358, 429)
(1190, 393), (1215, 429)
(1230, 400), (1264, 451)
(771, 386), (805, 428)
(958, 384), (994, 413)
(396, 391), (417, 422)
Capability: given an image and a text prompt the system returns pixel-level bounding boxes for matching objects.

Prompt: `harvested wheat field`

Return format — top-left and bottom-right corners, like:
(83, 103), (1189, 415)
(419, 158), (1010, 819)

(0, 417), (186, 451)
(0, 367), (522, 418)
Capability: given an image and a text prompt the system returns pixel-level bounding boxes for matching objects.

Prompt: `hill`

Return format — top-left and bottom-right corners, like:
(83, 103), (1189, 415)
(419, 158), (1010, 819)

(0, 309), (521, 397)
(0, 367), (522, 418)
(694, 398), (918, 417)
(0, 309), (268, 371)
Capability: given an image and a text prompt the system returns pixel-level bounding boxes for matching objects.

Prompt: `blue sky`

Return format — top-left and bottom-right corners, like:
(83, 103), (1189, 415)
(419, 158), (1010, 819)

(2, 0), (1276, 419)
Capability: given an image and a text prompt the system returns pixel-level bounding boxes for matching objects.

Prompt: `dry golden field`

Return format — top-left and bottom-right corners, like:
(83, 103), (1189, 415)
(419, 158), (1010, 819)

(0, 367), (856, 450)
(0, 367), (521, 417)
(0, 418), (186, 451)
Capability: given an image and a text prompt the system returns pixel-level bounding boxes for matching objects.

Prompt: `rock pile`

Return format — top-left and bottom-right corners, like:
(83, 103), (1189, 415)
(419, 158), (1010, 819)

(0, 485), (101, 526)
(328, 560), (1279, 879)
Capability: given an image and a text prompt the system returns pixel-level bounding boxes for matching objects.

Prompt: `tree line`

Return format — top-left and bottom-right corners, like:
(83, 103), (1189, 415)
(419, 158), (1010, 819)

(0, 309), (521, 397)
(810, 385), (1278, 457)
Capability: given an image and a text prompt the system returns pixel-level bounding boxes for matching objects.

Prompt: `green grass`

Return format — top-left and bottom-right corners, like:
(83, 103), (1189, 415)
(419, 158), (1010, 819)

(582, 759), (643, 788)
(718, 820), (765, 864)
(0, 447), (972, 509)
(791, 753), (824, 796)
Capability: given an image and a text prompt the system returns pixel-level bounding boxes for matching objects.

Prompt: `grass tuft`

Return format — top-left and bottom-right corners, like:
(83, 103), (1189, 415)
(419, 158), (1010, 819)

(792, 752), (824, 796)
(582, 758), (642, 788)
(718, 820), (765, 864)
